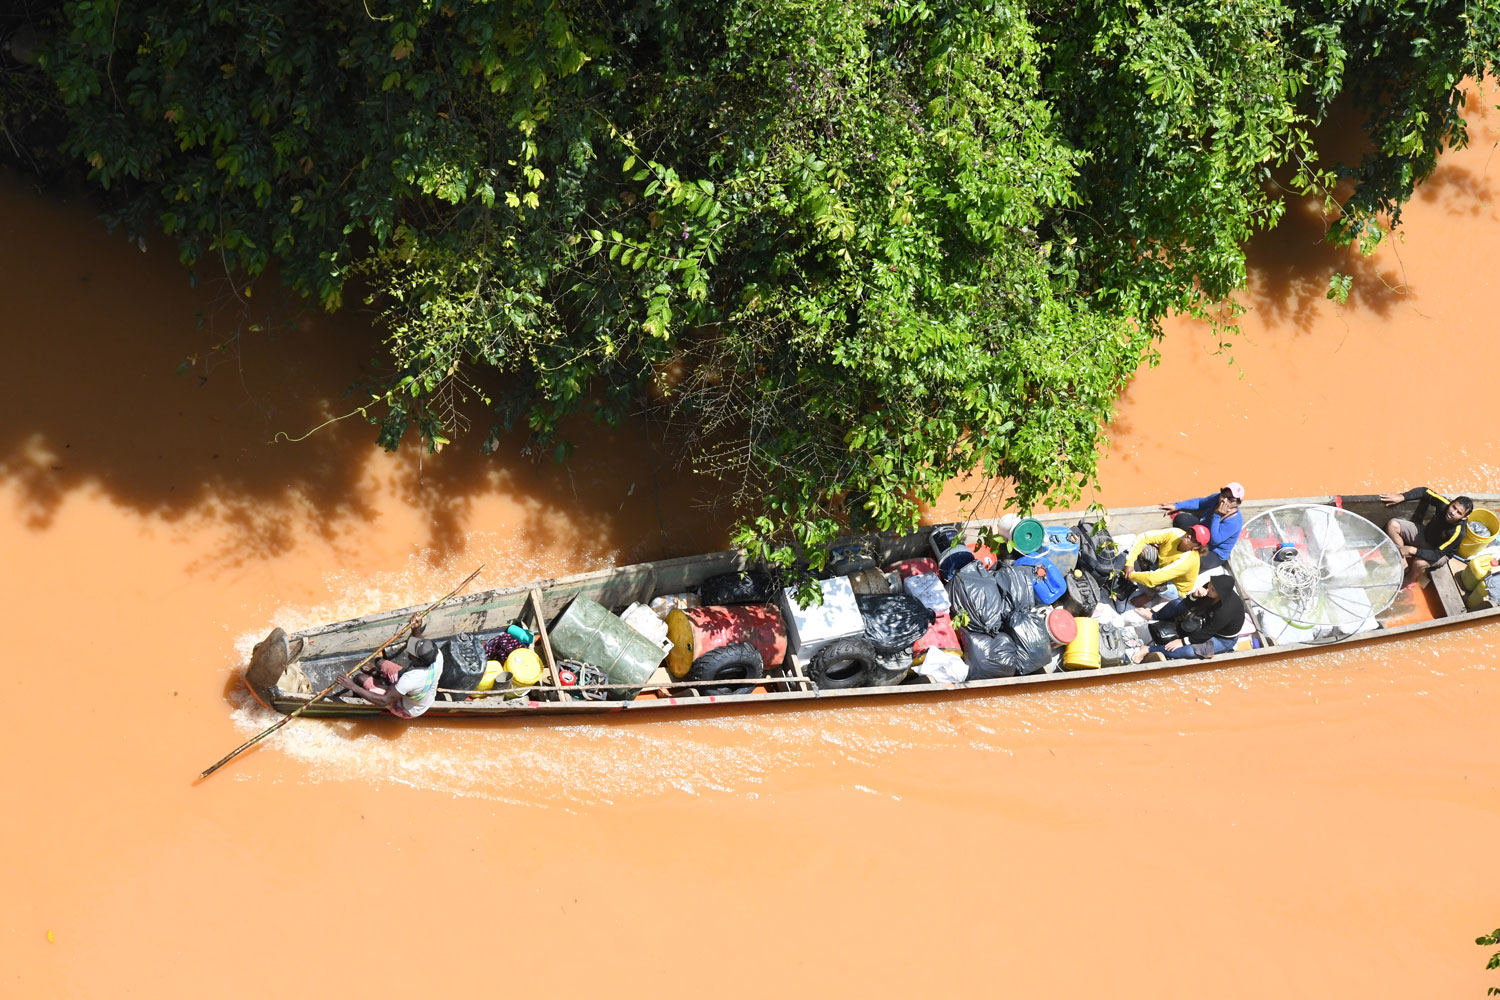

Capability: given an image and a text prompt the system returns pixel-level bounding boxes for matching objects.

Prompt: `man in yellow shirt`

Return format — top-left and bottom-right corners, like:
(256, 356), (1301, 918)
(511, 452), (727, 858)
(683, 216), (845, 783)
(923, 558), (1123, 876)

(1125, 524), (1209, 598)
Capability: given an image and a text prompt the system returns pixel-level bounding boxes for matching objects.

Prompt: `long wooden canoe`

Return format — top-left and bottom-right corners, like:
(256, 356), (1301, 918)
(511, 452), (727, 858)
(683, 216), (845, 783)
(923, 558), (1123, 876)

(243, 492), (1500, 718)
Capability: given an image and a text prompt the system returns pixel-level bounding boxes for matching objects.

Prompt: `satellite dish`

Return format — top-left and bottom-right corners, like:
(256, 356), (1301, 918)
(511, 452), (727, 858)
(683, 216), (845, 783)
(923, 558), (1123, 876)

(1228, 503), (1404, 633)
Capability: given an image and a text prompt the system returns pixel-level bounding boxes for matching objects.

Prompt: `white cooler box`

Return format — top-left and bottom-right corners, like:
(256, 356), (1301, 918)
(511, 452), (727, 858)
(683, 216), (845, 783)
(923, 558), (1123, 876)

(780, 576), (866, 659)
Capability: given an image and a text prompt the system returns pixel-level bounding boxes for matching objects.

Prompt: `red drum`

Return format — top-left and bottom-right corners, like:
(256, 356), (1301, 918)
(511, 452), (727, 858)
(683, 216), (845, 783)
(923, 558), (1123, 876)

(888, 557), (939, 579)
(665, 603), (788, 678)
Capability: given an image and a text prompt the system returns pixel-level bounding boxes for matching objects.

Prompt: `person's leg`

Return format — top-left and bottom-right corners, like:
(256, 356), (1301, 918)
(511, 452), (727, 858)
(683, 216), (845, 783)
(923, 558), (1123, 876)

(1408, 557), (1433, 588)
(336, 672), (400, 708)
(1386, 519), (1419, 564)
(1132, 642), (1202, 662)
(1154, 597), (1189, 621)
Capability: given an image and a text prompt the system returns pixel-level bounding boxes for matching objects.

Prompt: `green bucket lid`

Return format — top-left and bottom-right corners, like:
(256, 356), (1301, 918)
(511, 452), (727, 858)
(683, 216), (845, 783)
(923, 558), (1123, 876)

(1010, 517), (1045, 555)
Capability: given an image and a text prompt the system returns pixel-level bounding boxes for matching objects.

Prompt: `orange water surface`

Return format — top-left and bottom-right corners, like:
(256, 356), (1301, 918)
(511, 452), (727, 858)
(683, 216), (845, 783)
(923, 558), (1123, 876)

(4, 89), (1500, 998)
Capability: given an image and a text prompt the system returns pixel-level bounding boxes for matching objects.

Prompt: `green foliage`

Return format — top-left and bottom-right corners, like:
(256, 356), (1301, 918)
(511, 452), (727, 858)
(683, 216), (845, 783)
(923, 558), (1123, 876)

(29, 0), (1500, 563)
(1479, 926), (1500, 994)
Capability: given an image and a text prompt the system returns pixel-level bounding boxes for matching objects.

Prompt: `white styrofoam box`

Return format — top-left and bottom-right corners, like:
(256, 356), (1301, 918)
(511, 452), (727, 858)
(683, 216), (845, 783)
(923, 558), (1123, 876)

(779, 576), (865, 658)
(903, 573), (950, 615)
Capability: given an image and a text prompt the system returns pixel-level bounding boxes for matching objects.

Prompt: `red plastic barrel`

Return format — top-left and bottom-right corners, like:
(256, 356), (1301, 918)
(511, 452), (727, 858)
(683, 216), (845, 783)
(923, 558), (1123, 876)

(665, 603), (788, 678)
(888, 558), (939, 579)
(1044, 607), (1078, 645)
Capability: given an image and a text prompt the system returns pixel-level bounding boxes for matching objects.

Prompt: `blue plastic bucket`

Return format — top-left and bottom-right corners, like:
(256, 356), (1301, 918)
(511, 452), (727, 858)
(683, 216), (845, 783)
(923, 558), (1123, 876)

(1036, 525), (1080, 578)
(937, 545), (976, 580)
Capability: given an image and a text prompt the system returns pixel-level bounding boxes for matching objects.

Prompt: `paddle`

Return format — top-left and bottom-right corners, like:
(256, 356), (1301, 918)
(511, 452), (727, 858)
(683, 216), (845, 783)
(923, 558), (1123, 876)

(199, 564), (484, 780)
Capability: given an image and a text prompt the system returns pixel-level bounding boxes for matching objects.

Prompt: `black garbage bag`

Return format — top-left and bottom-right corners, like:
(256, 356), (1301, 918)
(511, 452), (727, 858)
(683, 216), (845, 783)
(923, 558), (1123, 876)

(949, 562), (1010, 633)
(961, 628), (1024, 680)
(699, 568), (777, 605)
(992, 564), (1036, 615)
(856, 593), (936, 652)
(1004, 611), (1053, 675)
(440, 632), (488, 698)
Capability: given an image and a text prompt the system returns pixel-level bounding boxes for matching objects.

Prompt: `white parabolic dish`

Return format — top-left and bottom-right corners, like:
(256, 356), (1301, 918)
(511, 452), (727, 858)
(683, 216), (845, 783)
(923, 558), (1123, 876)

(1228, 504), (1405, 629)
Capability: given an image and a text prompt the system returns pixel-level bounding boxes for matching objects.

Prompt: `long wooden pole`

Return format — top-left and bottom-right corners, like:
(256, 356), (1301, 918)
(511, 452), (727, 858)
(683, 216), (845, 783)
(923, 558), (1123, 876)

(199, 565), (484, 780)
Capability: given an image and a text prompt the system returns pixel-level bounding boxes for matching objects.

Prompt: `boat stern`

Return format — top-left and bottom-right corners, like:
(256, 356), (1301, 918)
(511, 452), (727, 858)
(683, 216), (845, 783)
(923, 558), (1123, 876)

(244, 628), (302, 712)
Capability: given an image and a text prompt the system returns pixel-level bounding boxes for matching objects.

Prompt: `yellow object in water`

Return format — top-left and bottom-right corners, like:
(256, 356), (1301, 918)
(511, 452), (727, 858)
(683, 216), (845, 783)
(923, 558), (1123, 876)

(504, 647), (544, 687)
(1062, 616), (1101, 670)
(475, 659), (506, 692)
(1459, 509), (1500, 557)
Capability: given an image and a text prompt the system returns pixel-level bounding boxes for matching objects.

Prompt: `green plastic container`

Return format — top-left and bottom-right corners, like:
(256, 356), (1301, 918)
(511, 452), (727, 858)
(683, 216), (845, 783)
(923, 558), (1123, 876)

(548, 596), (668, 698)
(1010, 517), (1046, 555)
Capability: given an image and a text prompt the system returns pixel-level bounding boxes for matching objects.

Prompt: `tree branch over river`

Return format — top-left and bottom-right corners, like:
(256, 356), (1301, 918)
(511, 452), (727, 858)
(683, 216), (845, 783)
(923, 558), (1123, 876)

(6, 0), (1499, 568)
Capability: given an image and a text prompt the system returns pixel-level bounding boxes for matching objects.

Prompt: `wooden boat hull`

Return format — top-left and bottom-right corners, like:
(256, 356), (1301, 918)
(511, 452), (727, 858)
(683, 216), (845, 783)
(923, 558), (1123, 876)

(246, 493), (1500, 719)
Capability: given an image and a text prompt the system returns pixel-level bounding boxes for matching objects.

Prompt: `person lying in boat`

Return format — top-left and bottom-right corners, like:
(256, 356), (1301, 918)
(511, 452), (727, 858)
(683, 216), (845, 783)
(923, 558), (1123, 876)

(1158, 482), (1244, 567)
(1378, 487), (1473, 587)
(336, 632), (445, 719)
(1130, 572), (1245, 662)
(1124, 524), (1209, 600)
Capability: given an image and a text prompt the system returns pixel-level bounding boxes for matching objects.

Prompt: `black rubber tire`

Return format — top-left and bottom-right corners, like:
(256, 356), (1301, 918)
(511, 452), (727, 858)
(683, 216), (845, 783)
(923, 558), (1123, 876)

(808, 635), (878, 690)
(688, 642), (765, 697)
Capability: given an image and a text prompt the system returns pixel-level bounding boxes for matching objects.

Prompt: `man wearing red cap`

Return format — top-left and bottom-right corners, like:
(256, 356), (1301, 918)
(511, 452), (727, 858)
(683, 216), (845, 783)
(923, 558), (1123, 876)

(1159, 483), (1245, 564)
(1124, 523), (1210, 599)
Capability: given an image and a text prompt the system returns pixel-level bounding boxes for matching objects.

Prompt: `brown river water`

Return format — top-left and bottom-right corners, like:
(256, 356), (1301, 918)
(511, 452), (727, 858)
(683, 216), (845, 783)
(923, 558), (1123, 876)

(4, 89), (1500, 998)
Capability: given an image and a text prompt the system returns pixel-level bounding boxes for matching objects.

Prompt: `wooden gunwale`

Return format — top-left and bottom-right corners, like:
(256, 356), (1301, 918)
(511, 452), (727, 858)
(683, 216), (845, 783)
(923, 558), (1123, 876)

(250, 493), (1500, 719)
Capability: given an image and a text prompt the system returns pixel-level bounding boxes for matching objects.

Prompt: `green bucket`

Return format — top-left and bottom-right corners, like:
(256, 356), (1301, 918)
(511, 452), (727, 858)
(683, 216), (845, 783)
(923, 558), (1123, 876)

(548, 596), (667, 698)
(1010, 517), (1046, 555)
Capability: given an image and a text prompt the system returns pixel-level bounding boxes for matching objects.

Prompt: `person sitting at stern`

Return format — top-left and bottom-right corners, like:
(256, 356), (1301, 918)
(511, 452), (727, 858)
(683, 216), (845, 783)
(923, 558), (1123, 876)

(1378, 487), (1473, 588)
(336, 621), (445, 719)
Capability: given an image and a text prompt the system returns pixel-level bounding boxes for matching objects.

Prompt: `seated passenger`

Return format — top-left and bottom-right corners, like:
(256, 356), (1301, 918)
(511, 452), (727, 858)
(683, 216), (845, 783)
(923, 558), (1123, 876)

(1125, 524), (1209, 599)
(337, 630), (445, 719)
(1130, 573), (1245, 661)
(1378, 487), (1473, 587)
(1159, 482), (1244, 566)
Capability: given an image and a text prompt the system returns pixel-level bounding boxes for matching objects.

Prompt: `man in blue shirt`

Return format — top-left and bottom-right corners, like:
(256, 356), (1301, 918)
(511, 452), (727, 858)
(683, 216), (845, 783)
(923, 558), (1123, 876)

(1159, 482), (1244, 565)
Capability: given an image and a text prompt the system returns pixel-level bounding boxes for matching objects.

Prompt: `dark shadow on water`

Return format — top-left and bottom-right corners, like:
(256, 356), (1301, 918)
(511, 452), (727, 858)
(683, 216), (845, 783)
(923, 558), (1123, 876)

(0, 171), (727, 575)
(1241, 194), (1408, 335)
(1243, 87), (1497, 334)
(1413, 161), (1496, 217)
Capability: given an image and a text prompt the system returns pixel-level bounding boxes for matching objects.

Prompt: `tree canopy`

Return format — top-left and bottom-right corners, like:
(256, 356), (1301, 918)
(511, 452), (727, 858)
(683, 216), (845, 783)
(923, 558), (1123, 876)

(17, 0), (1500, 566)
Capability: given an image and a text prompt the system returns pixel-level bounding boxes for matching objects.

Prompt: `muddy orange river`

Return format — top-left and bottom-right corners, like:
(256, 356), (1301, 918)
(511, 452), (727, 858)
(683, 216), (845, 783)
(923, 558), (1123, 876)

(5, 91), (1500, 997)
